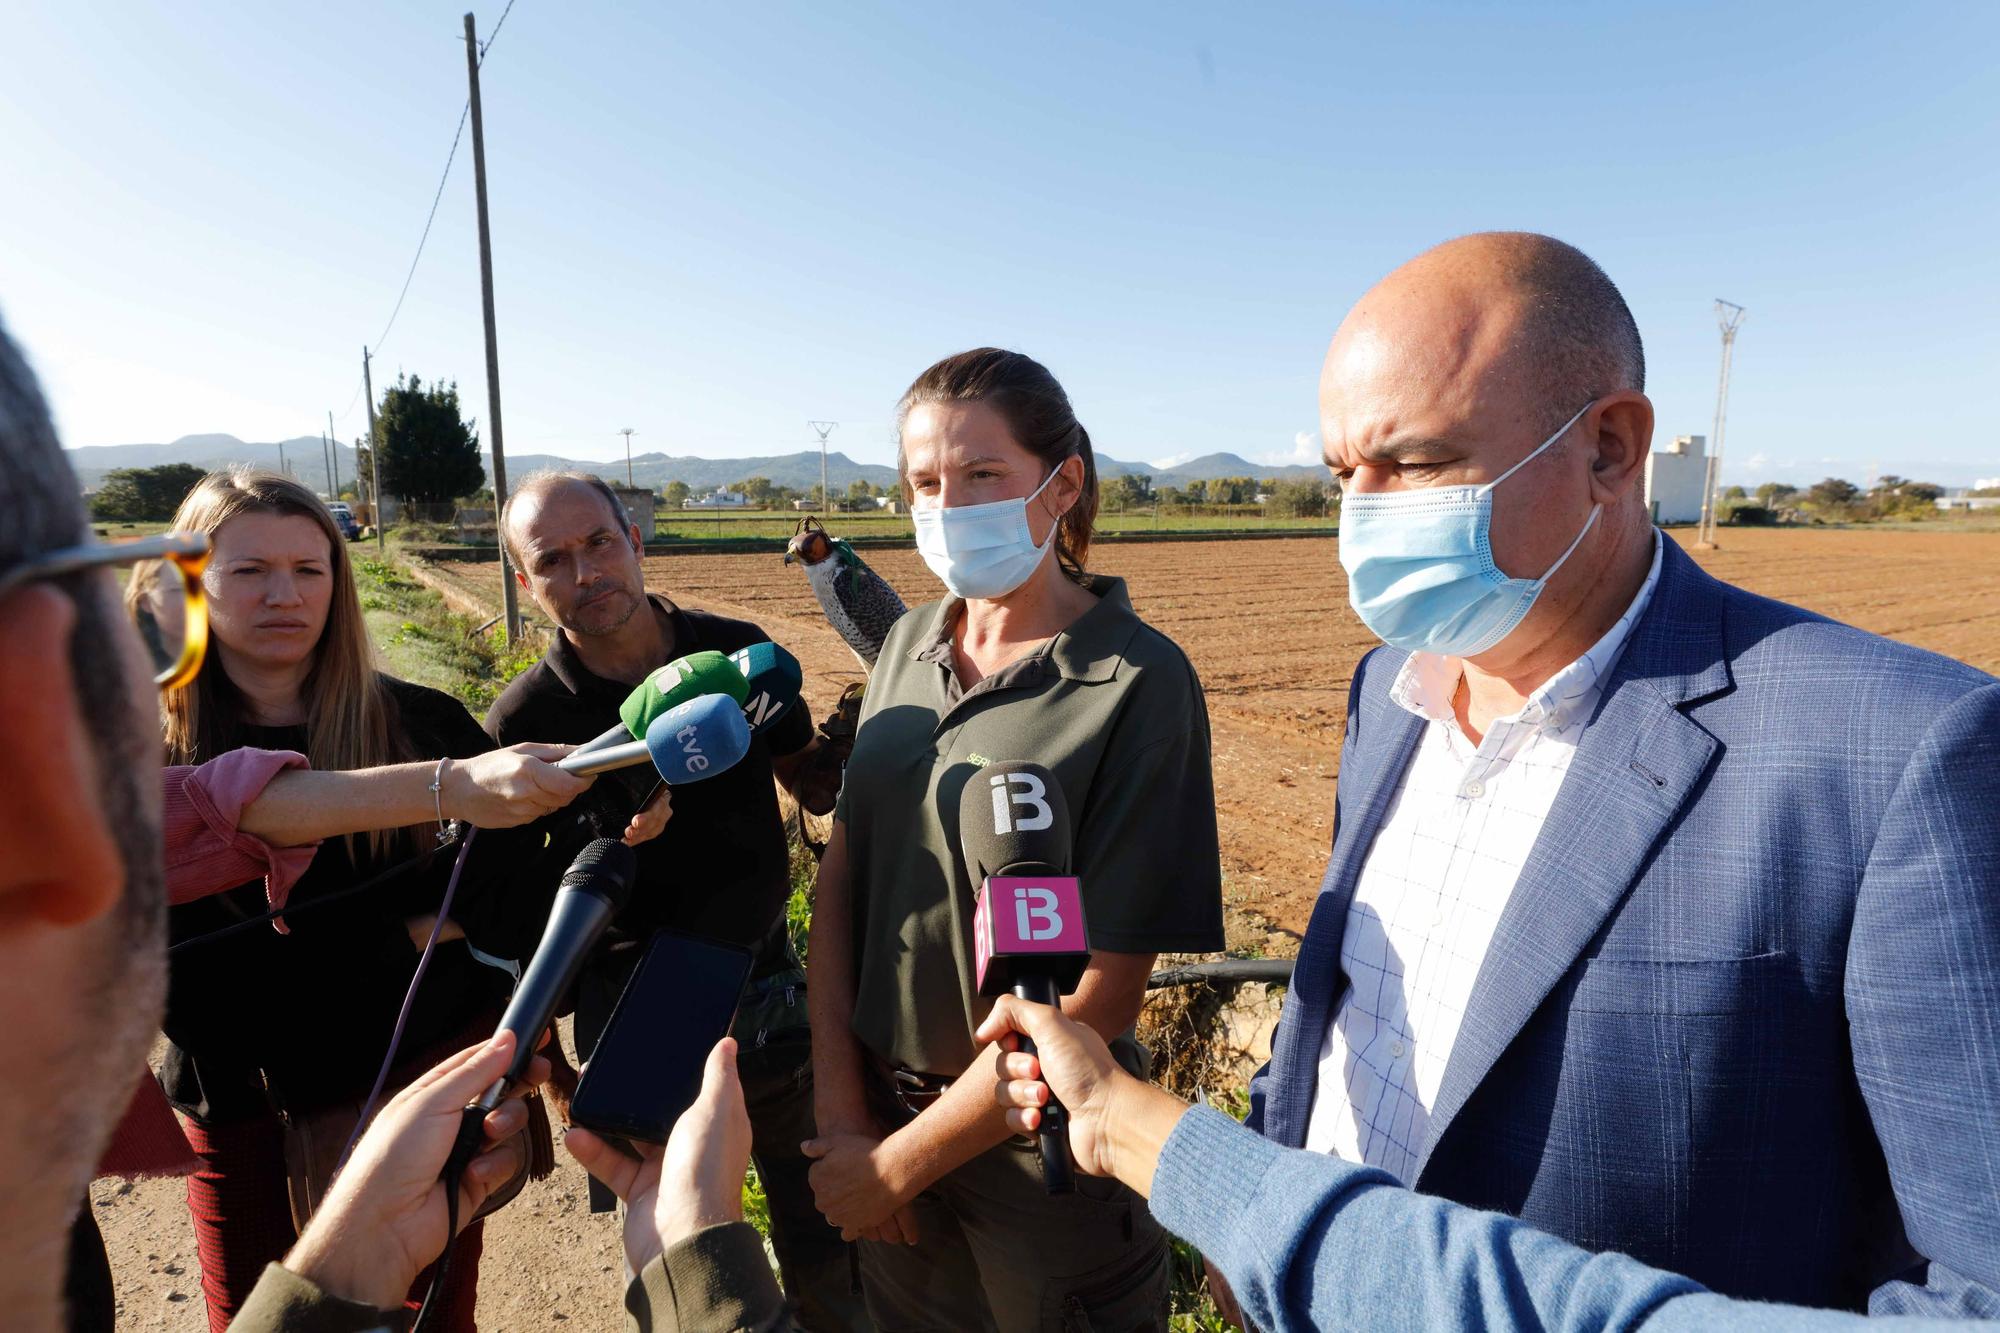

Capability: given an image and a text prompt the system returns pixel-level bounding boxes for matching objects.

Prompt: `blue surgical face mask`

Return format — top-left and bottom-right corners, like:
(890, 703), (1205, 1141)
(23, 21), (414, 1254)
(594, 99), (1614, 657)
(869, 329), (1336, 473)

(1338, 402), (1598, 657)
(912, 463), (1067, 601)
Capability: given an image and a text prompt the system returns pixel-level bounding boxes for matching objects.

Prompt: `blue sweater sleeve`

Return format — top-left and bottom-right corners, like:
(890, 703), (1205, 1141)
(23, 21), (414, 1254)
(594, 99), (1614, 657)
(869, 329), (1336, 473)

(1149, 1106), (1948, 1332)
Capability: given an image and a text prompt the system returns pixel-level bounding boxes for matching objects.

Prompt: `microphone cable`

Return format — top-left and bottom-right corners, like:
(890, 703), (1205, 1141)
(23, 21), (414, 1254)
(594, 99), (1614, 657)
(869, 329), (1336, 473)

(166, 835), (466, 955)
(346, 825), (479, 1333)
(336, 826), (478, 1171)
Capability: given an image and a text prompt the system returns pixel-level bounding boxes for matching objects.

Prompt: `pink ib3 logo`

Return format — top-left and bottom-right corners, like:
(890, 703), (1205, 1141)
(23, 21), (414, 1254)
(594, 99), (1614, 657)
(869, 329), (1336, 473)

(985, 876), (1085, 952)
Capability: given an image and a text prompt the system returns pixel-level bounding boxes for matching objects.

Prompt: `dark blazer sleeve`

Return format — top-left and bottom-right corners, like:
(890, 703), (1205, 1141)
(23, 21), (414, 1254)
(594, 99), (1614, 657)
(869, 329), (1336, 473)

(1846, 681), (2000, 1317)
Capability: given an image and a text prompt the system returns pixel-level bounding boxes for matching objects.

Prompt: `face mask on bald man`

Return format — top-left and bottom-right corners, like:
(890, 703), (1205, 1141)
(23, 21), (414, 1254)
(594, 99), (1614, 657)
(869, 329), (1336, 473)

(1338, 401), (1599, 657)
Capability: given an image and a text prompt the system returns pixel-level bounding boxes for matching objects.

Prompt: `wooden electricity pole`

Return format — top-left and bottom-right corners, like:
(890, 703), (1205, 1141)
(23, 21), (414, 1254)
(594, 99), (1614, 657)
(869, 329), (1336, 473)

(465, 10), (520, 642)
(328, 410), (341, 500)
(363, 346), (385, 550)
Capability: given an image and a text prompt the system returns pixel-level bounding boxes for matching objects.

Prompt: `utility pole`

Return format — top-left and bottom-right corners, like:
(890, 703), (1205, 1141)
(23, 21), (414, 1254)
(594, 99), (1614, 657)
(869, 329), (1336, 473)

(620, 428), (637, 488)
(328, 410), (341, 500)
(277, 438), (288, 476)
(809, 420), (837, 515)
(321, 429), (335, 500)
(1696, 299), (1748, 547)
(363, 346), (385, 550)
(465, 10), (519, 642)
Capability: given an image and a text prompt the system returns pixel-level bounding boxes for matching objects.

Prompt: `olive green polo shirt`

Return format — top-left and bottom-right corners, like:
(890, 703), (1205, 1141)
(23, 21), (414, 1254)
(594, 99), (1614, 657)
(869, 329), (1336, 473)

(835, 575), (1225, 1077)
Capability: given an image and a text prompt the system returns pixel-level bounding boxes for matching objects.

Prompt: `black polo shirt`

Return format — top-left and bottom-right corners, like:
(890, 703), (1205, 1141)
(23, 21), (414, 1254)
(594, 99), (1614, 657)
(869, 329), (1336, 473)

(485, 596), (813, 952)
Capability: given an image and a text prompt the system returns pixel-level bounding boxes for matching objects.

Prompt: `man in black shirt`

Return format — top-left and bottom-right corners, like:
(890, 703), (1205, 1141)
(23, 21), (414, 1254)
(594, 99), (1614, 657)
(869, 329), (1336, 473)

(487, 472), (866, 1333)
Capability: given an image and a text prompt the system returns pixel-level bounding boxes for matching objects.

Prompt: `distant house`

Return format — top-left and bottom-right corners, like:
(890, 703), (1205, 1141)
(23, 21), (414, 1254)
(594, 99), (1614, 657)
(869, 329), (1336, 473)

(1644, 435), (1708, 524)
(683, 489), (748, 509)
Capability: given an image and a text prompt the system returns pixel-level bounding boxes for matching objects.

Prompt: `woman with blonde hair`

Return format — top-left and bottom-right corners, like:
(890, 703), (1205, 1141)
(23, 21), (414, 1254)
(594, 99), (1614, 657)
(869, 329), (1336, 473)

(154, 469), (599, 1331)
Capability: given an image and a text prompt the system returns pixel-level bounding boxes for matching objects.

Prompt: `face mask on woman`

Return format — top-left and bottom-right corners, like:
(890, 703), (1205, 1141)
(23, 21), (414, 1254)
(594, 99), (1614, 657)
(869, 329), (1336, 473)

(1337, 402), (1598, 658)
(912, 463), (1068, 601)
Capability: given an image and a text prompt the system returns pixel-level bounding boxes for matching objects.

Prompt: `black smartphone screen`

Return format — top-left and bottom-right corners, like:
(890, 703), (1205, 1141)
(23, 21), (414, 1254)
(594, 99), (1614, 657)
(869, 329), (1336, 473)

(569, 929), (754, 1145)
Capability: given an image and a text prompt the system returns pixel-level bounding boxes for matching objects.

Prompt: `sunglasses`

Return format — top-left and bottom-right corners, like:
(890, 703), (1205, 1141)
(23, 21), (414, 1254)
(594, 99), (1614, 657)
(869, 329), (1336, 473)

(0, 532), (212, 690)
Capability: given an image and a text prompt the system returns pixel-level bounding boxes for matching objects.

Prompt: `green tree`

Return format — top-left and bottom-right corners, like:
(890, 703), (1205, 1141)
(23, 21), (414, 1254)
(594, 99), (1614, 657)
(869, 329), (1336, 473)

(1102, 474), (1153, 510)
(1869, 476), (1944, 520)
(1807, 477), (1860, 507)
(735, 476), (776, 506)
(1267, 478), (1329, 519)
(846, 478), (875, 503)
(662, 480), (691, 509)
(89, 463), (209, 522)
(373, 375), (483, 506)
(1754, 482), (1797, 508)
(1722, 484), (1747, 501)
(1155, 484), (1184, 508)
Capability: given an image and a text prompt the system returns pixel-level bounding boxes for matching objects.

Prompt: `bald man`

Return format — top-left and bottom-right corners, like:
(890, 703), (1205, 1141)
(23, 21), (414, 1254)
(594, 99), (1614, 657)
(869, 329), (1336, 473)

(1240, 234), (2000, 1318)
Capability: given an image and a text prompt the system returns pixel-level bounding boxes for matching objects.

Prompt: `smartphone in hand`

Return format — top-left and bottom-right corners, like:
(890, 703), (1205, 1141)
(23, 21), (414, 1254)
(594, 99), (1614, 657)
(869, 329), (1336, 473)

(570, 929), (754, 1145)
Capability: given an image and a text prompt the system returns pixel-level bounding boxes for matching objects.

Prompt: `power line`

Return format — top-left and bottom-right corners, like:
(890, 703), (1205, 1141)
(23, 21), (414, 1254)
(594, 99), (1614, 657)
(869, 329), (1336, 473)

(335, 0), (522, 423)
(370, 101), (470, 361)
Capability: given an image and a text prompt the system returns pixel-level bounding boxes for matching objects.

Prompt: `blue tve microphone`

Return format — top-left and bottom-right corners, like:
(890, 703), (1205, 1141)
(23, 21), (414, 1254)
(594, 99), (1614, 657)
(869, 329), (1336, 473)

(727, 640), (803, 736)
(558, 692), (753, 782)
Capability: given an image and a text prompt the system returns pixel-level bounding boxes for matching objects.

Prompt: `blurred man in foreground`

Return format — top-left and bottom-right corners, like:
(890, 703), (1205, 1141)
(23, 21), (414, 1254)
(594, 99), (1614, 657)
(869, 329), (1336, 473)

(0, 318), (544, 1330)
(0, 320), (173, 1331)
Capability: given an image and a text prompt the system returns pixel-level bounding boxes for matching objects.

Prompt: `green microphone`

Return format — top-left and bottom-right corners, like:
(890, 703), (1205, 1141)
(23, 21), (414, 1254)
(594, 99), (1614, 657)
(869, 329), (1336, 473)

(617, 650), (750, 741)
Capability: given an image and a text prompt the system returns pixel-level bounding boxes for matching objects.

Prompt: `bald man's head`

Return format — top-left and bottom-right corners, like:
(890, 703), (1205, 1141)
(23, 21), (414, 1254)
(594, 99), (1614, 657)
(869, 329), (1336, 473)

(1386, 232), (1644, 430)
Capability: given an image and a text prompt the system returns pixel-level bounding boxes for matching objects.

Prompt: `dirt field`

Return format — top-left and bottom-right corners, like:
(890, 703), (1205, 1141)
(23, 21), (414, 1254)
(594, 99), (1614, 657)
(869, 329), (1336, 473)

(95, 524), (2000, 1331)
(421, 524), (2000, 935)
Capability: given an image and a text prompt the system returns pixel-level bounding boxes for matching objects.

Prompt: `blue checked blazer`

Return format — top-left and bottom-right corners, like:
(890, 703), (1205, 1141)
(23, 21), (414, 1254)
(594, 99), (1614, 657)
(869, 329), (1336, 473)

(1247, 538), (2000, 1317)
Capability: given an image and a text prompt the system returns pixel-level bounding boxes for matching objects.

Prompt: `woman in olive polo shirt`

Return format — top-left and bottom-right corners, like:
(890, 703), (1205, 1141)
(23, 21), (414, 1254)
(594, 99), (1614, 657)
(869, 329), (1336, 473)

(803, 348), (1224, 1331)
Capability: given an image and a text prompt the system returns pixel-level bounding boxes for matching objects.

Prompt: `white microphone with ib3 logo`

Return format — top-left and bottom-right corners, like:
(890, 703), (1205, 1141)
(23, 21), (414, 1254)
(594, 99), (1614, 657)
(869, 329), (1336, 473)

(954, 760), (1090, 1194)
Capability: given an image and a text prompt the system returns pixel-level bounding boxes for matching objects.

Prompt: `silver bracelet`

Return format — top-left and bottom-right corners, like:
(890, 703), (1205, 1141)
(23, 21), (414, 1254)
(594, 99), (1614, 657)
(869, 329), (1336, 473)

(431, 756), (452, 843)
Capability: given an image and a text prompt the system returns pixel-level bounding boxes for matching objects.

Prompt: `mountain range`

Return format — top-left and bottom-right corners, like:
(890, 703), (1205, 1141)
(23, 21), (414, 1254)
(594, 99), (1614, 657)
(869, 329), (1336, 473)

(63, 436), (1325, 494)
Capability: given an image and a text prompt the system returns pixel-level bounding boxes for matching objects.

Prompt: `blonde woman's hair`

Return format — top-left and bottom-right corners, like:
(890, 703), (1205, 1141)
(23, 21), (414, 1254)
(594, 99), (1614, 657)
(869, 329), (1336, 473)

(162, 468), (417, 860)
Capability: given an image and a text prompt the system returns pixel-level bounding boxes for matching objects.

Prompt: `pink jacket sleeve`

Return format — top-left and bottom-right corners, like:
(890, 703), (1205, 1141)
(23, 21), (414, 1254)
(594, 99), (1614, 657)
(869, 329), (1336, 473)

(162, 748), (319, 928)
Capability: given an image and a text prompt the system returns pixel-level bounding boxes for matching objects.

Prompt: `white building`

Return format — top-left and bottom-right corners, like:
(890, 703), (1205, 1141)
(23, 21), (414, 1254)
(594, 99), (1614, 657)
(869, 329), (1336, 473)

(1644, 434), (1709, 524)
(683, 489), (748, 509)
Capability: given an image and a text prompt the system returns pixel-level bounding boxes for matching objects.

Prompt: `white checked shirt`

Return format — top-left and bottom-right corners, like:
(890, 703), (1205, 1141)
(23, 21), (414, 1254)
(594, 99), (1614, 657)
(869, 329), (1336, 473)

(1303, 533), (1664, 1182)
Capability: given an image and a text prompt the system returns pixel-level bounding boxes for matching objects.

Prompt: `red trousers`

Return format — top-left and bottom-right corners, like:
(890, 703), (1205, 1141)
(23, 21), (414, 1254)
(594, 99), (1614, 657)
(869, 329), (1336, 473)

(182, 1112), (484, 1331)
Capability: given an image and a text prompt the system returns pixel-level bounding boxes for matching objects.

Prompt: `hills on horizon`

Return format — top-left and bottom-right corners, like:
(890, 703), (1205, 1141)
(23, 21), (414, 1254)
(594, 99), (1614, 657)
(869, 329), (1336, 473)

(63, 434), (1325, 494)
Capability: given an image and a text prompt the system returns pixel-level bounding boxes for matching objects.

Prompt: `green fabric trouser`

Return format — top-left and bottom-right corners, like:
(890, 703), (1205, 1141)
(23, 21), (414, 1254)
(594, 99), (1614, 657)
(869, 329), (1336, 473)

(734, 966), (874, 1333)
(854, 1077), (1170, 1333)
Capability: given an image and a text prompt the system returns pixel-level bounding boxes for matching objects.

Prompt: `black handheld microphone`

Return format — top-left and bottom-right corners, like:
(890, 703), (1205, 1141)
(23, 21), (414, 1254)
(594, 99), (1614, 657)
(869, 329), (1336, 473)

(955, 761), (1090, 1194)
(456, 838), (636, 1129)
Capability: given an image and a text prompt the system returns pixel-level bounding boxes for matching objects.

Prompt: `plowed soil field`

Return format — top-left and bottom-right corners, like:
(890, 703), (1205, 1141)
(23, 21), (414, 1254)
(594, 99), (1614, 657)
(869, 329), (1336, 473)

(421, 525), (2000, 938)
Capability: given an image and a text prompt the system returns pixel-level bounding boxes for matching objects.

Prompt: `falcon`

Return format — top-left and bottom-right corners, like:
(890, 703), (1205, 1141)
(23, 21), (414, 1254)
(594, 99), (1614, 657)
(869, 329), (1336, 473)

(783, 516), (907, 670)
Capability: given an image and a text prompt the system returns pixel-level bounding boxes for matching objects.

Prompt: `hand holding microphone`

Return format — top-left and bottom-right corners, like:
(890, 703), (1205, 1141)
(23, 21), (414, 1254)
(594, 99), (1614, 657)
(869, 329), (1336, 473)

(286, 1031), (554, 1311)
(956, 761), (1091, 1194)
(439, 743), (596, 828)
(975, 996), (1132, 1182)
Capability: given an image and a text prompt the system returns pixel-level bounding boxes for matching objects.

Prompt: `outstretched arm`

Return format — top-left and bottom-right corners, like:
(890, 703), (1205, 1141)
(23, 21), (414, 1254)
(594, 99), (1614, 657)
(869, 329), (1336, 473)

(978, 997), (1893, 1333)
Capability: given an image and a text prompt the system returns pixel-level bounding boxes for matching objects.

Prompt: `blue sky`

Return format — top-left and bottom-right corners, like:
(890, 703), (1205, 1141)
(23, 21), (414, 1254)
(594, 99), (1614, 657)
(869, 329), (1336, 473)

(2, 2), (1994, 485)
